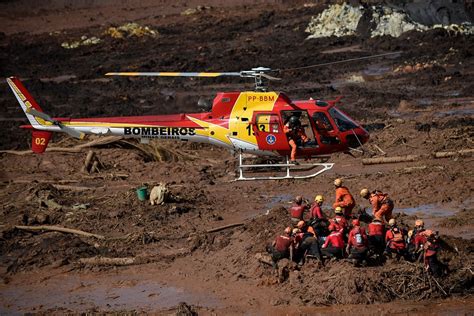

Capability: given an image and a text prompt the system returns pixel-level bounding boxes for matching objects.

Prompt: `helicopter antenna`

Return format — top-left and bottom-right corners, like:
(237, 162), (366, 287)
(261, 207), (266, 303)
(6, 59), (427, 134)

(278, 51), (401, 72)
(106, 67), (281, 92)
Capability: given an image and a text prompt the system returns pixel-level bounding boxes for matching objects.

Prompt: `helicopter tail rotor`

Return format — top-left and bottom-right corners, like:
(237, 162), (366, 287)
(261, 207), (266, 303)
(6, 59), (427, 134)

(26, 108), (85, 139)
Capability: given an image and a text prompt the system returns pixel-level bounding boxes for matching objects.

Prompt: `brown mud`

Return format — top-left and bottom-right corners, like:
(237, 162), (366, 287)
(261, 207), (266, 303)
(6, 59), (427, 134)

(0, 0), (473, 314)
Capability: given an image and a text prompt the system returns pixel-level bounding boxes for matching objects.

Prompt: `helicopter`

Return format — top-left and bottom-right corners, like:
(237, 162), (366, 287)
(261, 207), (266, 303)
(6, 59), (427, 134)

(7, 60), (380, 180)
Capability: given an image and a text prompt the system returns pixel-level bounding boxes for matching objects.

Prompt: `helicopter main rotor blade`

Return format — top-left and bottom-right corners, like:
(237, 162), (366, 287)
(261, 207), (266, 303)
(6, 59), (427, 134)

(260, 73), (282, 81)
(27, 108), (85, 139)
(105, 72), (242, 77)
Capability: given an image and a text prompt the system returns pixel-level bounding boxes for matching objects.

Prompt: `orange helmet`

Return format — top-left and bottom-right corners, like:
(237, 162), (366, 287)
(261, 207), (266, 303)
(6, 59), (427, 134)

(284, 227), (292, 235)
(297, 220), (305, 229)
(352, 219), (360, 226)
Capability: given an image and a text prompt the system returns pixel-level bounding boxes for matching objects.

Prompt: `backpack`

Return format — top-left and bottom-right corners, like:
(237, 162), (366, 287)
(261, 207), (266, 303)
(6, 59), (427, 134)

(392, 227), (404, 242)
(354, 227), (364, 246)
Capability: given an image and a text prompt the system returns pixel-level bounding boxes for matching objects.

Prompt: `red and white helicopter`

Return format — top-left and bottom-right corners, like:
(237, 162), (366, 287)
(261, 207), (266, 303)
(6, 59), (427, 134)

(7, 66), (371, 180)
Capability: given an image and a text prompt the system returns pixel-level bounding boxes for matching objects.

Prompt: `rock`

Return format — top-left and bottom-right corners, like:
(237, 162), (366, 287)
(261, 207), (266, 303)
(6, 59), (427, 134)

(50, 258), (68, 268)
(34, 213), (50, 225)
(398, 100), (411, 111)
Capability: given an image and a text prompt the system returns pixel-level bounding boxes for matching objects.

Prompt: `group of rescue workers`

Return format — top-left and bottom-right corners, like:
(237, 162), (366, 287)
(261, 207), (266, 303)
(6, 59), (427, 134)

(267, 178), (445, 276)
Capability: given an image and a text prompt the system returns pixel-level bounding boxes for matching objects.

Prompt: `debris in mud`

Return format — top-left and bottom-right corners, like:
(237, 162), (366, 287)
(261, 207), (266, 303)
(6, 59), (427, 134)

(104, 22), (158, 39)
(175, 302), (197, 316)
(306, 3), (474, 39)
(181, 6), (212, 16)
(370, 6), (428, 38)
(150, 183), (169, 205)
(305, 3), (363, 39)
(61, 35), (101, 49)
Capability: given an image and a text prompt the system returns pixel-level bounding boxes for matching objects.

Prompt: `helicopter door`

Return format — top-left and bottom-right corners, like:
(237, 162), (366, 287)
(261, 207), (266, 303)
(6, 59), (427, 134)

(311, 111), (341, 145)
(251, 112), (288, 151)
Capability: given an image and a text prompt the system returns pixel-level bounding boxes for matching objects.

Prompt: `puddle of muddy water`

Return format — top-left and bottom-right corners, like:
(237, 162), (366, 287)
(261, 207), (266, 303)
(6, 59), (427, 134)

(396, 202), (473, 239)
(0, 272), (220, 314)
(396, 204), (457, 217)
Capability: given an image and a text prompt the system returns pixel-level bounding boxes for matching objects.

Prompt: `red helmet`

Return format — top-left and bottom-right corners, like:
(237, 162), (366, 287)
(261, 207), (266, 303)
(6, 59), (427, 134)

(352, 219), (360, 226)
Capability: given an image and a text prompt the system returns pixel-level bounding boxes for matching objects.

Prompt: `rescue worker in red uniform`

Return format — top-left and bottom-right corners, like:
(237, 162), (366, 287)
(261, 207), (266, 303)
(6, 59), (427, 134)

(283, 115), (309, 164)
(333, 178), (355, 219)
(407, 219), (426, 261)
(321, 224), (345, 259)
(360, 188), (394, 222)
(309, 195), (325, 220)
(289, 195), (308, 226)
(346, 219), (368, 266)
(295, 221), (322, 264)
(331, 207), (348, 233)
(367, 216), (385, 257)
(268, 227), (294, 268)
(422, 230), (445, 277)
(308, 195), (330, 240)
(385, 218), (408, 260)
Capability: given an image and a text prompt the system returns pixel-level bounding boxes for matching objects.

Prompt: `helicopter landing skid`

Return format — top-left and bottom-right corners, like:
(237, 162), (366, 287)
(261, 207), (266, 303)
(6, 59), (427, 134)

(236, 154), (334, 181)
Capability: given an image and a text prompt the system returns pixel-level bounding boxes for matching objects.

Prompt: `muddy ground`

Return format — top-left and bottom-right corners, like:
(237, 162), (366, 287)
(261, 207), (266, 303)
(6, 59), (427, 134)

(0, 0), (473, 314)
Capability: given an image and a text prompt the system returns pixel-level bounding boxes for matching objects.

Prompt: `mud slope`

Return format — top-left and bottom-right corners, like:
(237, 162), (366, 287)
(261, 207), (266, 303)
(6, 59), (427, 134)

(0, 0), (473, 314)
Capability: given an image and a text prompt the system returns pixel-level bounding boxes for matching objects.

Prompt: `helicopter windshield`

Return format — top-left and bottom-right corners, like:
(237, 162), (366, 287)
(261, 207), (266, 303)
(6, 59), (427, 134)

(328, 107), (358, 132)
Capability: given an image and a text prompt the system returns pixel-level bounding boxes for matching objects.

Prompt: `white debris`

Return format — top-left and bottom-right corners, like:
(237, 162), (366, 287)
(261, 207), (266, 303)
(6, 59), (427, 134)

(305, 3), (363, 39)
(370, 6), (427, 38)
(61, 36), (101, 49)
(306, 3), (474, 39)
(432, 23), (474, 35)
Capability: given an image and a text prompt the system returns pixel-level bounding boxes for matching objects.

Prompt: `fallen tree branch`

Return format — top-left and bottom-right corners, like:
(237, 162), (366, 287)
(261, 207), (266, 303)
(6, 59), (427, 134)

(78, 256), (137, 266)
(15, 225), (105, 240)
(432, 148), (474, 159)
(362, 155), (419, 165)
(52, 184), (101, 191)
(206, 222), (244, 233)
(0, 147), (82, 155)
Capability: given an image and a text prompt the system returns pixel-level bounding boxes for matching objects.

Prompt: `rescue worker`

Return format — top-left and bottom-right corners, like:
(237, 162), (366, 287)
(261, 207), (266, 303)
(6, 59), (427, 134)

(333, 178), (356, 219)
(331, 206), (348, 233)
(283, 115), (309, 164)
(360, 188), (394, 222)
(346, 219), (368, 266)
(385, 218), (408, 260)
(296, 221), (322, 264)
(321, 223), (345, 259)
(309, 195), (325, 220)
(367, 216), (385, 257)
(422, 230), (445, 277)
(407, 219), (426, 261)
(268, 227), (294, 268)
(289, 195), (308, 226)
(308, 195), (330, 240)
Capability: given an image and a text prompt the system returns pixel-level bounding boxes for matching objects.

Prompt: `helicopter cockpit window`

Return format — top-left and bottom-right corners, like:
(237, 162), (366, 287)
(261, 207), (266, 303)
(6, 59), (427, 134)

(328, 107), (358, 132)
(256, 114), (280, 133)
(312, 112), (334, 132)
